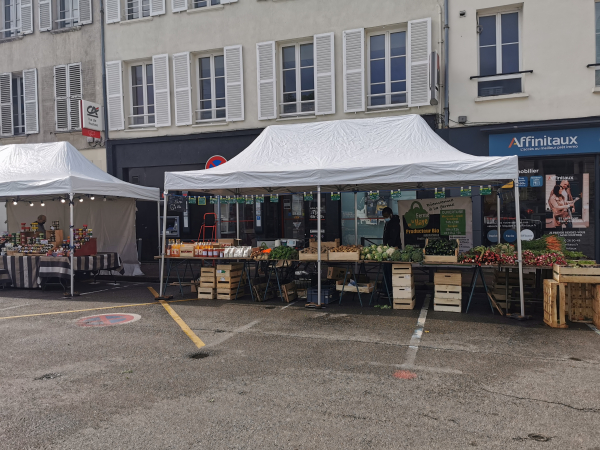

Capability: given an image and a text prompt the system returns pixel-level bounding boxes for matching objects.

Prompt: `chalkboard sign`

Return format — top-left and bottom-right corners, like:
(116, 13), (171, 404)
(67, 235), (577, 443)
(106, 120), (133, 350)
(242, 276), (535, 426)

(168, 196), (185, 212)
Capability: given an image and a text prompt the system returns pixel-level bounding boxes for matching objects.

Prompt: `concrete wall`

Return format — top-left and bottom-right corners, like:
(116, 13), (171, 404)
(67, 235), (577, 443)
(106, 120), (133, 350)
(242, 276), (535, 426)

(105, 0), (445, 139)
(448, 0), (600, 127)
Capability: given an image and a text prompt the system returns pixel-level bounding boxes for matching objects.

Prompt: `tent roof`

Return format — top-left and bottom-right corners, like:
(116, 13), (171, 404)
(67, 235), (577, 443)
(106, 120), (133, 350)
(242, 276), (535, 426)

(0, 142), (159, 202)
(164, 115), (518, 196)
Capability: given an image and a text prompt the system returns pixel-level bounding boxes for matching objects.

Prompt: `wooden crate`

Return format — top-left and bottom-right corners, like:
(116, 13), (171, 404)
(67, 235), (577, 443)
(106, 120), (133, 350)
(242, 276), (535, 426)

(199, 280), (216, 288)
(543, 279), (568, 329)
(282, 282), (297, 303)
(299, 251), (328, 261)
(393, 296), (416, 310)
(215, 269), (243, 278)
(392, 263), (412, 275)
(594, 285), (600, 329)
(252, 283), (277, 301)
(423, 239), (459, 264)
(434, 284), (462, 300)
(393, 284), (415, 299)
(335, 280), (374, 293)
(201, 267), (216, 275)
(216, 276), (241, 289)
(434, 297), (461, 313)
(434, 272), (461, 286)
(217, 263), (244, 271)
(328, 250), (360, 261)
(309, 240), (339, 249)
(197, 288), (215, 299)
(216, 287), (239, 300)
(566, 283), (594, 323)
(553, 264), (600, 284)
(391, 273), (413, 287)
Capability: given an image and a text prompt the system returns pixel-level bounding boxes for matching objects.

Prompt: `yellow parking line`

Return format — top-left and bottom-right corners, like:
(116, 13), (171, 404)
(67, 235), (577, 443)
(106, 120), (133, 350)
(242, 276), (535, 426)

(159, 300), (205, 348)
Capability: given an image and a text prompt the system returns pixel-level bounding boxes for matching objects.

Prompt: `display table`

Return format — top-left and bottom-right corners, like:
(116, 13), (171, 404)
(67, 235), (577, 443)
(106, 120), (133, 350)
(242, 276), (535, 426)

(0, 255), (43, 288)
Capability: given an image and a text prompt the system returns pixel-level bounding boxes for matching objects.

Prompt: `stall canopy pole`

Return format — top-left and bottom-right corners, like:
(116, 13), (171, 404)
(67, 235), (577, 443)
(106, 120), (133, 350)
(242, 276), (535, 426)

(497, 190), (501, 245)
(317, 185), (322, 306)
(157, 201), (161, 256)
(69, 193), (74, 297)
(159, 191), (168, 297)
(354, 192), (358, 246)
(513, 181), (525, 316)
(236, 201), (240, 240)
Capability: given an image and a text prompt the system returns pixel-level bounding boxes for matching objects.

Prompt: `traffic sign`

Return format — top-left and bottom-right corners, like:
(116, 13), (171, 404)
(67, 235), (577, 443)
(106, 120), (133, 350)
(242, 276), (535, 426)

(76, 313), (141, 327)
(205, 155), (227, 169)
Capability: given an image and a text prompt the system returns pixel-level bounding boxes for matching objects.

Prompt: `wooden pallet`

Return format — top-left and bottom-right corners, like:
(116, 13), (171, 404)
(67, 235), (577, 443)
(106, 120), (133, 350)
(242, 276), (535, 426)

(434, 272), (461, 286)
(392, 263), (412, 275)
(543, 279), (567, 328)
(393, 295), (416, 310)
(197, 288), (215, 300)
(434, 284), (462, 300)
(393, 284), (415, 299)
(553, 264), (600, 284)
(434, 297), (461, 313)
(566, 283), (594, 323)
(391, 273), (413, 287)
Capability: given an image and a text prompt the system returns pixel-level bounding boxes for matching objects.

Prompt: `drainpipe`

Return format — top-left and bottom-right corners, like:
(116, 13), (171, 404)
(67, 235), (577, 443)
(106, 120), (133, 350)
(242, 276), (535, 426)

(100, 0), (109, 144)
(443, 0), (449, 128)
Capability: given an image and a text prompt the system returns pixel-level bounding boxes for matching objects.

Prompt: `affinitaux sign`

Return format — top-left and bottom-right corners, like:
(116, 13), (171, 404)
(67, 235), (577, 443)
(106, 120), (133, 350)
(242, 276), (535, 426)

(489, 127), (600, 157)
(80, 100), (104, 139)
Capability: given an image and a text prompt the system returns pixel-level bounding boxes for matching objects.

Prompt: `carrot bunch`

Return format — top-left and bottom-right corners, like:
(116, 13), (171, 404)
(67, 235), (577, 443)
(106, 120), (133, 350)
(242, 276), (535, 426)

(543, 235), (566, 253)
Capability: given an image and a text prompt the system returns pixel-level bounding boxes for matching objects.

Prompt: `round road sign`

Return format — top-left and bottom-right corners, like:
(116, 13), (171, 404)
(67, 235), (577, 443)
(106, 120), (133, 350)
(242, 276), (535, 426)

(205, 155), (227, 170)
(76, 313), (141, 328)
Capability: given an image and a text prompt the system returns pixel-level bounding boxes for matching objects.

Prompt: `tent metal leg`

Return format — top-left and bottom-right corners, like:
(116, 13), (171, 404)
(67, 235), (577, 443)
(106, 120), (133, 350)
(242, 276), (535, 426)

(159, 191), (169, 298)
(317, 185), (322, 306)
(514, 181), (525, 316)
(69, 193), (75, 297)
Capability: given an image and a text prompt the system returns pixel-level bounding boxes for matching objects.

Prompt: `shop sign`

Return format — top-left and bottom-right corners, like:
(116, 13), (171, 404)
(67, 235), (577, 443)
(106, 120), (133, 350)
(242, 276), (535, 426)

(80, 100), (103, 139)
(490, 127), (600, 157)
(404, 201), (430, 229)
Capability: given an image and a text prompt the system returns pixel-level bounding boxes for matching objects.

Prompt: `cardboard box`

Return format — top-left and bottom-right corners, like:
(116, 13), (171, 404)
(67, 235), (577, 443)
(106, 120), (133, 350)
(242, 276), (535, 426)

(327, 267), (348, 280)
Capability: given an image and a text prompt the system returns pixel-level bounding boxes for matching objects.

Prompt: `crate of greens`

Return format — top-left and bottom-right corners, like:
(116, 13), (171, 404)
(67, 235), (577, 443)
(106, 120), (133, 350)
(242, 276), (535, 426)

(423, 238), (459, 264)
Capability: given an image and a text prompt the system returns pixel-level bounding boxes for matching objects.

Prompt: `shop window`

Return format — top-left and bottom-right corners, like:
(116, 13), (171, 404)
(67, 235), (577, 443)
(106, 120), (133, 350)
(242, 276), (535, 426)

(280, 42), (315, 116)
(196, 54), (226, 122)
(129, 62), (155, 128)
(367, 29), (407, 108)
(127, 0), (150, 20)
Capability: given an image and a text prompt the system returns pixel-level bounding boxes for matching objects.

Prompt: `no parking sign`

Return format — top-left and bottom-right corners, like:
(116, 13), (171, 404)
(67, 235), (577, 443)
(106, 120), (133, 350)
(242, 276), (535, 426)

(205, 155), (227, 169)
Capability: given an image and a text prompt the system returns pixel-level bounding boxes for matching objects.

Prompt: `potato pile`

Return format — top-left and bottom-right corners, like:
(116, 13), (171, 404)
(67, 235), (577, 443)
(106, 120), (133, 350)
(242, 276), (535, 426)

(329, 245), (362, 253)
(300, 247), (327, 254)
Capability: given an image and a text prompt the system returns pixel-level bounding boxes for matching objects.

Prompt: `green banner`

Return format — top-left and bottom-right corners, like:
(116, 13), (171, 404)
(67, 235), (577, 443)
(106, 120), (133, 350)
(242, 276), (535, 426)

(188, 196), (196, 204)
(391, 190), (402, 200)
(480, 186), (492, 195)
(237, 197), (245, 204)
(245, 196), (254, 204)
(270, 195), (279, 203)
(210, 197), (217, 204)
(434, 188), (445, 199)
(369, 192), (379, 200)
(198, 197), (207, 206)
(331, 193), (341, 201)
(304, 193), (313, 201)
(460, 187), (472, 197)
(441, 209), (466, 236)
(256, 196), (265, 203)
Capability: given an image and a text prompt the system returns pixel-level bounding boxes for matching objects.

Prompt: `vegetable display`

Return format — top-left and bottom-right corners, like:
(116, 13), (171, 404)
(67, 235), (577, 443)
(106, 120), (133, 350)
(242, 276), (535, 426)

(269, 246), (298, 260)
(425, 239), (458, 256)
(460, 242), (567, 267)
(329, 245), (362, 253)
(360, 245), (423, 262)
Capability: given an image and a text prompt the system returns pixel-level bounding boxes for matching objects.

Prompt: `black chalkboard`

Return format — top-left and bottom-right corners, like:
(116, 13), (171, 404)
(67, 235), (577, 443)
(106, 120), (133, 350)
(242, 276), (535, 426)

(168, 196), (185, 212)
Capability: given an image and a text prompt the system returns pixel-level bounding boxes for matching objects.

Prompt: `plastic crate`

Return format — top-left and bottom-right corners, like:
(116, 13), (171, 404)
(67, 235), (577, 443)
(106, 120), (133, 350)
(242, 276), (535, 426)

(307, 286), (336, 304)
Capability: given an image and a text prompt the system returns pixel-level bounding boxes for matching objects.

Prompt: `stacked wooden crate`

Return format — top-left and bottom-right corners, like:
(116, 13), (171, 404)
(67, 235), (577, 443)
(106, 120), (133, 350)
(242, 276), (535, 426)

(594, 285), (600, 329)
(198, 267), (216, 299)
(490, 269), (536, 310)
(434, 272), (462, 313)
(391, 263), (415, 310)
(215, 263), (244, 300)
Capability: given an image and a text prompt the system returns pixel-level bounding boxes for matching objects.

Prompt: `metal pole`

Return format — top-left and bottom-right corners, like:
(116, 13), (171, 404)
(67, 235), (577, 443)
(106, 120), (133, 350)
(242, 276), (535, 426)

(443, 0), (449, 127)
(317, 185), (322, 306)
(513, 181), (525, 316)
(354, 192), (358, 245)
(236, 201), (240, 240)
(99, 0), (109, 142)
(69, 193), (74, 297)
(497, 190), (501, 244)
(157, 201), (161, 256)
(159, 191), (168, 297)
(216, 197), (221, 240)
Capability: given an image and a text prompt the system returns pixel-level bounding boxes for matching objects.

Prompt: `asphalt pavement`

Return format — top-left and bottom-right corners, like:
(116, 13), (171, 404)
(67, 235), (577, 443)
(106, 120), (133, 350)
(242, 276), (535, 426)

(0, 281), (599, 449)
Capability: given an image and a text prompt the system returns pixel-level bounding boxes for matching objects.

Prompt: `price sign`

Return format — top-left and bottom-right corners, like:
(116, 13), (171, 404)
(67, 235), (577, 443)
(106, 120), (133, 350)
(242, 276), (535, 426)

(441, 209), (466, 236)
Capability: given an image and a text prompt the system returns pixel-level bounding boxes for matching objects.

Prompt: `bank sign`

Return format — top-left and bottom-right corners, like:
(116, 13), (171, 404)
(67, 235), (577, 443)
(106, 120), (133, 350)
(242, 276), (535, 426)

(489, 127), (600, 157)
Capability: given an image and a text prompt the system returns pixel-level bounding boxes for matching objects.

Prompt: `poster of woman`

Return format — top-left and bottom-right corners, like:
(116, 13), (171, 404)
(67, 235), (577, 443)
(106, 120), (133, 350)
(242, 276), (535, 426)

(545, 174), (589, 229)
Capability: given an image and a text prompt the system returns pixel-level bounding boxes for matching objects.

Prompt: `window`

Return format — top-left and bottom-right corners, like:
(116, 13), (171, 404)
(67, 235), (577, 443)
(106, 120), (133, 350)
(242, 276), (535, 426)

(2, 0), (20, 38)
(194, 0), (219, 8)
(127, 0), (149, 20)
(477, 11), (521, 97)
(11, 76), (24, 135)
(57, 0), (79, 28)
(54, 63), (82, 131)
(595, 2), (600, 86)
(280, 42), (314, 115)
(197, 55), (225, 121)
(130, 63), (155, 127)
(368, 30), (407, 108)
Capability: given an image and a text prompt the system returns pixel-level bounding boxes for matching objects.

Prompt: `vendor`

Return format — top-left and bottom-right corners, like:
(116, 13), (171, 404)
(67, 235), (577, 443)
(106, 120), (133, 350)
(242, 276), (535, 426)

(37, 215), (47, 234)
(382, 207), (401, 297)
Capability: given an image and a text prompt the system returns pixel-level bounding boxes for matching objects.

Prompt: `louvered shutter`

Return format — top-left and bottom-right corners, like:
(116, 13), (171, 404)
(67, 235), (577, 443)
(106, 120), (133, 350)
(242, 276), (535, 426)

(224, 45), (244, 122)
(54, 65), (69, 131)
(0, 74), (13, 137)
(23, 69), (39, 134)
(106, 60), (124, 131)
(150, 0), (165, 16)
(408, 18), (431, 107)
(343, 28), (365, 113)
(256, 41), (276, 120)
(68, 63), (82, 130)
(172, 52), (192, 126)
(172, 0), (187, 12)
(20, 0), (34, 34)
(153, 54), (171, 127)
(39, 0), (52, 31)
(79, 0), (93, 24)
(314, 32), (335, 116)
(105, 0), (120, 23)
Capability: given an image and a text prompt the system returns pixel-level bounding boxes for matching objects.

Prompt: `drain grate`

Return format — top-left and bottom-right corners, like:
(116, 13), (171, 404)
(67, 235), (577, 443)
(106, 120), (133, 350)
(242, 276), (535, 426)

(569, 357), (582, 361)
(189, 351), (210, 359)
(35, 373), (61, 381)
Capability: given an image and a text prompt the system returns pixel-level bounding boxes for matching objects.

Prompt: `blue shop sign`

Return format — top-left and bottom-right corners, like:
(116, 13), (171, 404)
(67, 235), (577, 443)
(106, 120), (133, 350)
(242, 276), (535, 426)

(489, 127), (600, 157)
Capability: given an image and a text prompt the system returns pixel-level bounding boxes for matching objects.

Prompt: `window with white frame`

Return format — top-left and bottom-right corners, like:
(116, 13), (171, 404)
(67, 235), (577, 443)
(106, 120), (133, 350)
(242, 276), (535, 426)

(38, 0), (90, 32)
(367, 29), (407, 108)
(194, 0), (219, 9)
(57, 0), (79, 28)
(2, 0), (20, 38)
(595, 2), (600, 86)
(127, 0), (149, 19)
(130, 62), (155, 127)
(11, 76), (24, 135)
(0, 69), (38, 137)
(477, 11), (521, 97)
(197, 54), (225, 121)
(280, 42), (314, 116)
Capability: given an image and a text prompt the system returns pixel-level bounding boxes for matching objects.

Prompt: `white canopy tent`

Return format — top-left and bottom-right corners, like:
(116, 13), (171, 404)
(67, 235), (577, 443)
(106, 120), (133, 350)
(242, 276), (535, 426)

(0, 142), (160, 294)
(163, 115), (525, 314)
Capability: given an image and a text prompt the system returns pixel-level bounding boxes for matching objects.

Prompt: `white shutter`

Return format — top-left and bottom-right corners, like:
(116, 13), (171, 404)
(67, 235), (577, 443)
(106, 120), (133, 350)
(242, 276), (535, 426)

(224, 45), (244, 122)
(343, 28), (364, 113)
(106, 60), (124, 131)
(314, 32), (335, 116)
(79, 0), (93, 24)
(105, 0), (120, 23)
(68, 63), (82, 130)
(54, 65), (69, 131)
(408, 18), (431, 107)
(172, 0), (187, 13)
(23, 68), (39, 134)
(256, 41), (276, 120)
(39, 0), (52, 31)
(0, 74), (13, 137)
(20, 0), (34, 34)
(172, 52), (192, 126)
(150, 0), (165, 16)
(152, 54), (171, 127)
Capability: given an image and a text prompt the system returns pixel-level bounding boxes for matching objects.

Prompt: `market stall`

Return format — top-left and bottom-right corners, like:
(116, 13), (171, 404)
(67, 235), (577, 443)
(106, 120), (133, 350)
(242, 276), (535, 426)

(0, 142), (159, 294)
(162, 115), (523, 312)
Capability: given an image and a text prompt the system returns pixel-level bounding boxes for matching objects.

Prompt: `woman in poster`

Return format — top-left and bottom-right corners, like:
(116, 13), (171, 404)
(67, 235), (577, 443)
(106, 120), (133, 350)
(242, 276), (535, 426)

(548, 185), (578, 228)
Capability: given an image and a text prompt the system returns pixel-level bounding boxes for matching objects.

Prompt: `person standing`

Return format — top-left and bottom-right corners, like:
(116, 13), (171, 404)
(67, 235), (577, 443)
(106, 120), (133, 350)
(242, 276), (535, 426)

(37, 215), (47, 234)
(382, 207), (401, 298)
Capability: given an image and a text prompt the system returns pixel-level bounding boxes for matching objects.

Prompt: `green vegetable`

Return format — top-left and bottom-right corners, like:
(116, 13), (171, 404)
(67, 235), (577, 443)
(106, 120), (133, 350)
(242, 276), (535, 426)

(411, 251), (423, 262)
(425, 239), (457, 256)
(269, 246), (298, 260)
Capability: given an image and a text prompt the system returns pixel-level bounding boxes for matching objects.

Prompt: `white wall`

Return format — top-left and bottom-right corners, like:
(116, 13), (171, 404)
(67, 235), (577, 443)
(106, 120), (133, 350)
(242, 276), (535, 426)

(0, 203), (6, 234)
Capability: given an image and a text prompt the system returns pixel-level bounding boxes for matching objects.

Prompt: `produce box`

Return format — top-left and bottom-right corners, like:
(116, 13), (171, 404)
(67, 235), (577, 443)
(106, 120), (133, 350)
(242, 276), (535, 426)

(201, 267), (216, 275)
(543, 279), (568, 328)
(566, 283), (594, 323)
(392, 263), (412, 275)
(423, 239), (459, 264)
(593, 285), (600, 330)
(179, 243), (195, 257)
(327, 267), (348, 280)
(328, 245), (362, 261)
(393, 296), (416, 310)
(216, 287), (239, 300)
(198, 288), (215, 300)
(434, 272), (461, 286)
(434, 297), (461, 313)
(391, 273), (412, 287)
(434, 284), (462, 300)
(217, 263), (244, 271)
(553, 264), (600, 284)
(393, 284), (415, 299)
(335, 280), (374, 293)
(299, 248), (328, 261)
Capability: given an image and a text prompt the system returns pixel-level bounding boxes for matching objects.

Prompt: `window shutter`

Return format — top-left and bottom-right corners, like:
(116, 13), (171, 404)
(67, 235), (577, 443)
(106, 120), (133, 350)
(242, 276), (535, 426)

(314, 32), (335, 116)
(150, 0), (165, 16)
(23, 69), (39, 134)
(343, 28), (365, 113)
(20, 0), (34, 34)
(153, 54), (171, 127)
(0, 74), (13, 137)
(172, 52), (192, 126)
(408, 18), (431, 107)
(68, 63), (82, 130)
(256, 41), (276, 120)
(105, 0), (120, 23)
(106, 60), (124, 131)
(224, 45), (244, 122)
(79, 0), (93, 24)
(54, 65), (69, 131)
(39, 0), (52, 31)
(172, 0), (187, 13)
